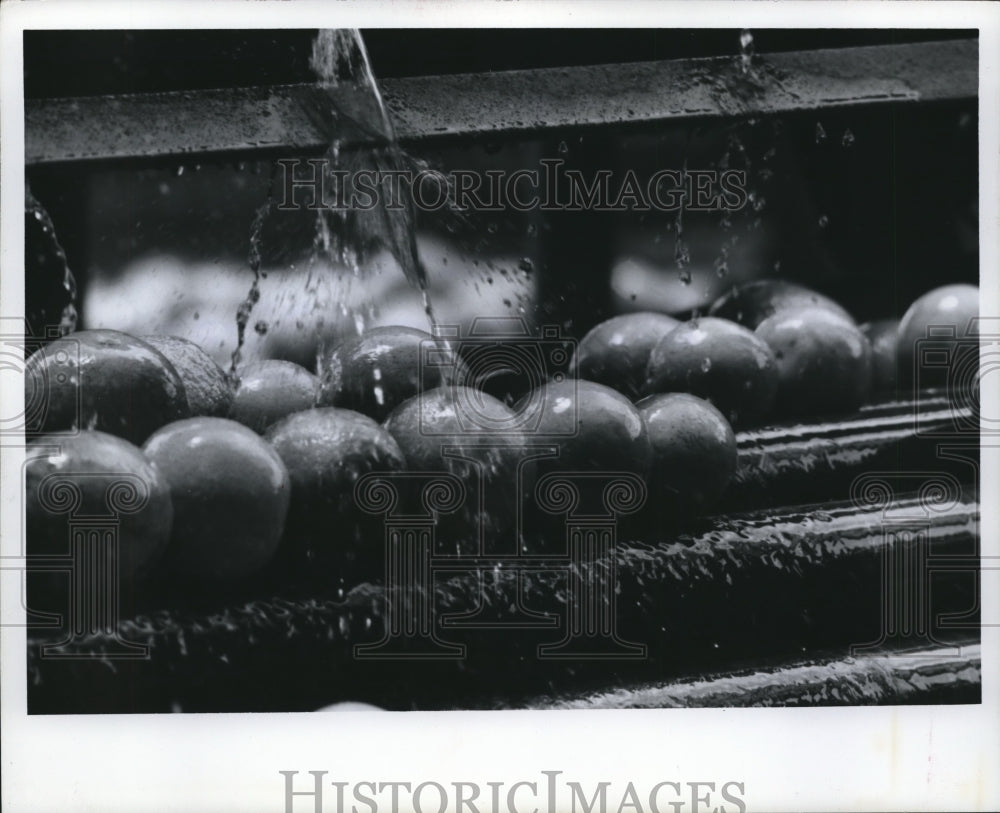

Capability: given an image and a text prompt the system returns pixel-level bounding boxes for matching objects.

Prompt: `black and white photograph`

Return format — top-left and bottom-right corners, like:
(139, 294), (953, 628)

(3, 2), (999, 811)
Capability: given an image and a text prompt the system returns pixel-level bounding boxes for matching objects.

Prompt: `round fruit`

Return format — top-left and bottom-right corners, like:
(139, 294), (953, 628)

(516, 379), (652, 475)
(570, 311), (680, 400)
(636, 393), (738, 511)
(318, 326), (459, 422)
(515, 380), (652, 552)
(265, 408), (406, 582)
(642, 317), (778, 427)
(709, 278), (854, 329)
(230, 359), (318, 433)
(142, 417), (290, 583)
(141, 334), (234, 417)
(24, 329), (189, 444)
(755, 307), (872, 417)
(315, 701), (384, 712)
(859, 319), (900, 397)
(25, 430), (173, 612)
(896, 284), (979, 389)
(383, 386), (526, 553)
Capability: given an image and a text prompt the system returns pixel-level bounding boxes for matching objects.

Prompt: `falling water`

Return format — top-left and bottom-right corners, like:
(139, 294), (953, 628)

(309, 29), (459, 370)
(738, 30), (755, 76)
(309, 30), (430, 300)
(230, 193), (275, 374)
(25, 185), (78, 337)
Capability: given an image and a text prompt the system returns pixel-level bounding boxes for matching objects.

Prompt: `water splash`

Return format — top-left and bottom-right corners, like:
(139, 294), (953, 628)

(231, 193), (275, 374)
(25, 185), (78, 337)
(309, 29), (427, 293)
(738, 30), (755, 76)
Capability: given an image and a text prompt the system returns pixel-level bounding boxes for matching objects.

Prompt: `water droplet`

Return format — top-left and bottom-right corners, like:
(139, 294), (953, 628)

(487, 222), (498, 234)
(678, 269), (692, 285)
(175, 165), (185, 176)
(557, 140), (569, 154)
(818, 214), (829, 228)
(815, 122), (827, 144)
(841, 128), (856, 147)
(700, 358), (713, 373)
(751, 194), (766, 212)
(518, 257), (534, 273)
(715, 260), (729, 278)
(738, 29), (755, 75)
(254, 320), (269, 335)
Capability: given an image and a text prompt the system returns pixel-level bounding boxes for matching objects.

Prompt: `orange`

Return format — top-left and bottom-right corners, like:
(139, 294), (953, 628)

(514, 379), (652, 552)
(142, 417), (290, 583)
(230, 359), (318, 433)
(709, 278), (854, 329)
(636, 392), (737, 512)
(383, 386), (526, 554)
(24, 328), (189, 444)
(265, 407), (406, 583)
(141, 334), (234, 417)
(643, 317), (778, 427)
(25, 430), (173, 613)
(571, 312), (680, 400)
(896, 284), (979, 390)
(318, 326), (459, 422)
(755, 306), (872, 417)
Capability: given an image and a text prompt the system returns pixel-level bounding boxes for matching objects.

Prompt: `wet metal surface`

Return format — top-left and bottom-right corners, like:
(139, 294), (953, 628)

(517, 644), (982, 708)
(25, 39), (976, 165)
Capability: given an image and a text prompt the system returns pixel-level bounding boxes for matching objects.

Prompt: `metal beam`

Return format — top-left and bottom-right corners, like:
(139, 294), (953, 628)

(25, 39), (976, 166)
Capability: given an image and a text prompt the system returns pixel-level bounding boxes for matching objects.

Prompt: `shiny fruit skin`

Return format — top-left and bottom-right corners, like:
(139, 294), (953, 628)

(383, 386), (526, 554)
(636, 393), (737, 512)
(859, 319), (900, 398)
(24, 328), (189, 444)
(265, 407), (406, 583)
(318, 326), (456, 423)
(643, 317), (778, 427)
(142, 417), (290, 583)
(709, 278), (854, 329)
(755, 307), (873, 418)
(25, 430), (173, 613)
(896, 284), (979, 390)
(230, 360), (318, 433)
(141, 334), (234, 417)
(515, 379), (652, 552)
(517, 379), (652, 474)
(571, 311), (680, 400)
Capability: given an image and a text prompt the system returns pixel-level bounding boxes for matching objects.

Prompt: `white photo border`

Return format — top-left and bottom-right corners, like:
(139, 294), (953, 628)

(2, 2), (998, 811)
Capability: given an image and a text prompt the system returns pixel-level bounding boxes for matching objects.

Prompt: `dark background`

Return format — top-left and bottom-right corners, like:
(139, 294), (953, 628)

(24, 29), (974, 97)
(24, 29), (979, 336)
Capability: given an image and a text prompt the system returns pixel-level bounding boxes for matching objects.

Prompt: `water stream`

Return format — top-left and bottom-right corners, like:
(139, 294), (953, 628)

(232, 29), (458, 375)
(25, 185), (78, 338)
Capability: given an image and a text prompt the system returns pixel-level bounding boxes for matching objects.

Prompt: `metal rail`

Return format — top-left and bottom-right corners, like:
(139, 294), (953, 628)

(25, 39), (976, 166)
(516, 644), (982, 709)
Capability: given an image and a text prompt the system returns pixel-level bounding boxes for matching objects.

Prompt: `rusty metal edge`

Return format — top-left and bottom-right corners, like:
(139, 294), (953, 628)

(25, 39), (976, 166)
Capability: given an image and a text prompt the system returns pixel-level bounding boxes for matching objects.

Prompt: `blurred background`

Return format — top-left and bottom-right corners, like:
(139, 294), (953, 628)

(24, 29), (978, 368)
